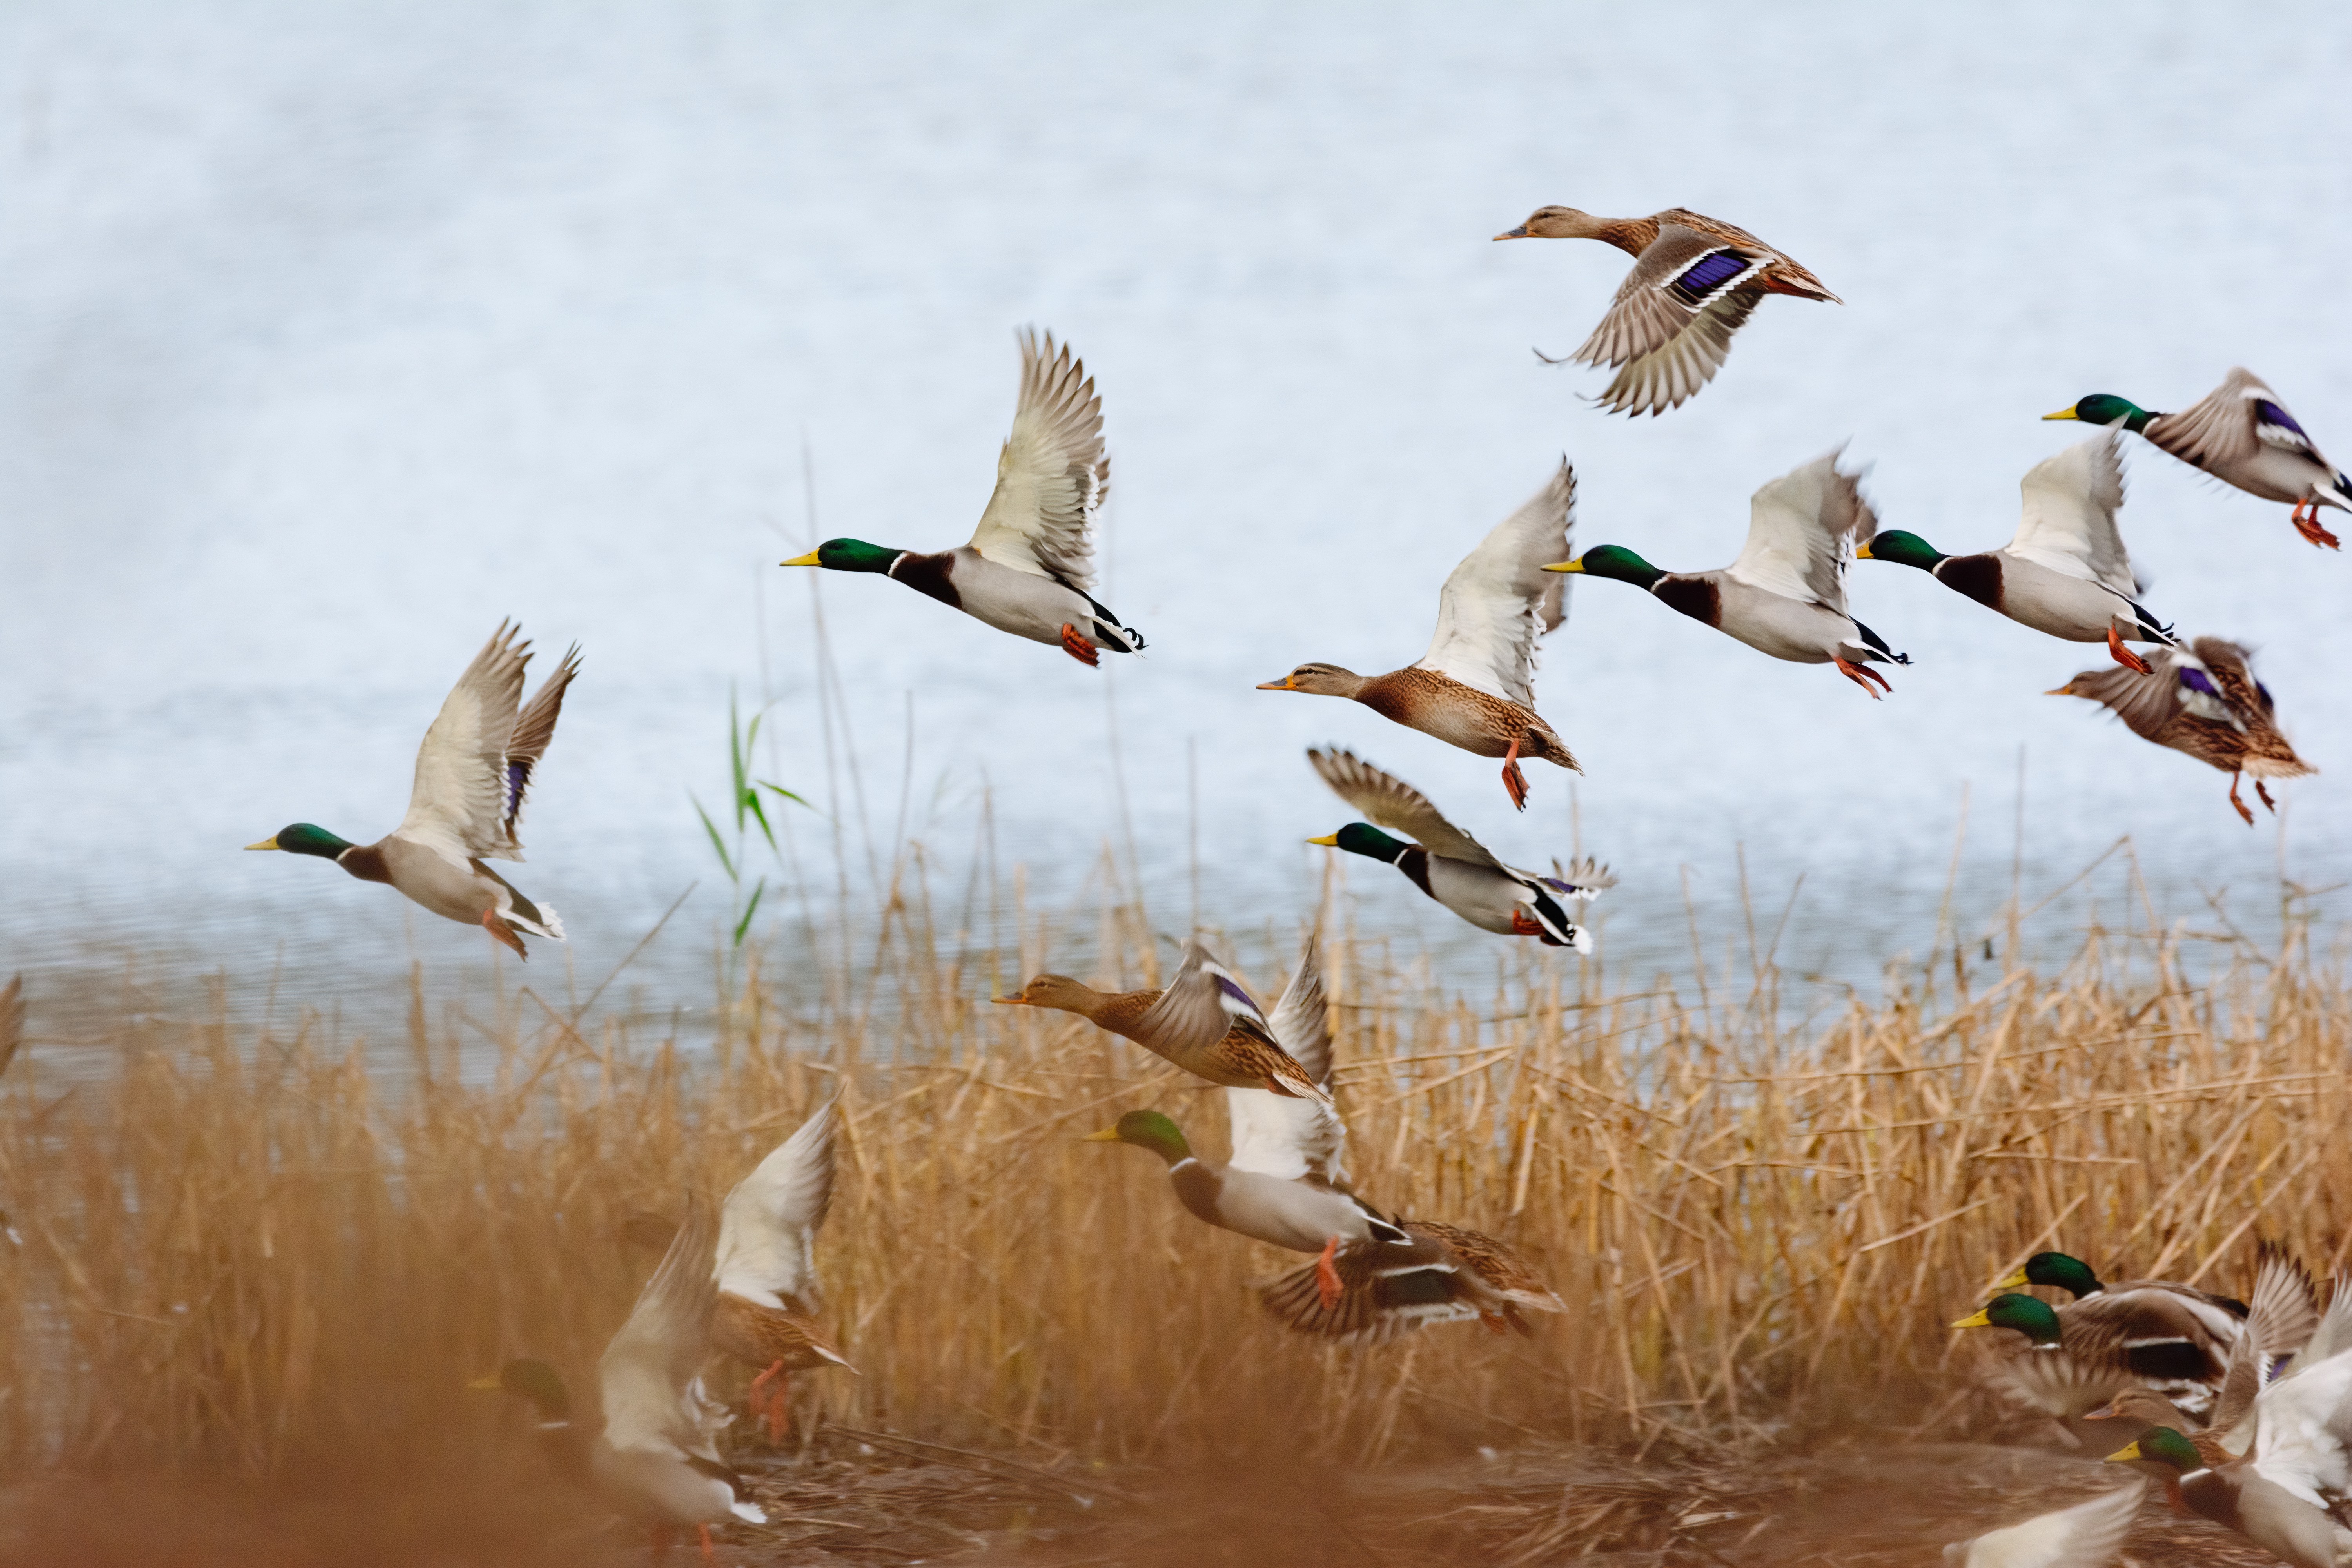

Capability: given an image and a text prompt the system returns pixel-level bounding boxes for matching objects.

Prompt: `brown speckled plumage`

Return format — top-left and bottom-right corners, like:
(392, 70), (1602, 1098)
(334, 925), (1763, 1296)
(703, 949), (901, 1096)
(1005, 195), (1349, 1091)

(1352, 668), (1579, 769)
(999, 975), (1327, 1101)
(2053, 637), (2313, 823)
(711, 1291), (849, 1380)
(1254, 1218), (1564, 1346)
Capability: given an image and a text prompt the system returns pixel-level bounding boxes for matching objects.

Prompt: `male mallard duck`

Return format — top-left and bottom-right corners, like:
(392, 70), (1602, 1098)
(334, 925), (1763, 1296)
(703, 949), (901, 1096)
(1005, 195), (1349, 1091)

(1544, 450), (1909, 695)
(1304, 746), (1612, 952)
(781, 330), (1143, 665)
(1940, 1481), (2144, 1568)
(713, 1100), (854, 1440)
(2104, 1428), (2352, 1568)
(2048, 369), (2348, 549)
(1967, 1252), (2250, 1419)
(1857, 432), (2174, 673)
(1091, 941), (1564, 1343)
(996, 938), (1334, 1109)
(2080, 1246), (2318, 1456)
(1492, 205), (1840, 416)
(476, 1194), (765, 1560)
(247, 622), (578, 959)
(2049, 638), (2315, 824)
(1257, 459), (1576, 810)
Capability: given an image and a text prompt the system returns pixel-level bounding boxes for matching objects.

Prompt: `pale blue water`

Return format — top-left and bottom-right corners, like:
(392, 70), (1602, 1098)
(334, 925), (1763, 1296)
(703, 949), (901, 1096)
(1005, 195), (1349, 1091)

(2, 2), (2347, 1045)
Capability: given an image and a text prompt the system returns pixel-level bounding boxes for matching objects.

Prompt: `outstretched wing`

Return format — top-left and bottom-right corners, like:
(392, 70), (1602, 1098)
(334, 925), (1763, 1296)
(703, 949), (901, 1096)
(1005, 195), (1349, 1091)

(394, 622), (532, 865)
(1307, 747), (1499, 869)
(1415, 459), (1575, 707)
(1227, 938), (1347, 1184)
(1133, 938), (1275, 1065)
(599, 1190), (720, 1456)
(966, 328), (1108, 591)
(2143, 367), (2330, 472)
(2009, 433), (2139, 598)
(1953, 1481), (2144, 1568)
(496, 644), (580, 855)
(2058, 646), (2222, 742)
(1571, 223), (1766, 417)
(1727, 450), (1874, 610)
(715, 1099), (837, 1312)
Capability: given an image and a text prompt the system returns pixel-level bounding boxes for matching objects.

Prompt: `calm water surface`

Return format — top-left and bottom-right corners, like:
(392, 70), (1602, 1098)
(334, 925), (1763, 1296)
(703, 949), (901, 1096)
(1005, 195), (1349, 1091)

(3, 3), (2347, 1046)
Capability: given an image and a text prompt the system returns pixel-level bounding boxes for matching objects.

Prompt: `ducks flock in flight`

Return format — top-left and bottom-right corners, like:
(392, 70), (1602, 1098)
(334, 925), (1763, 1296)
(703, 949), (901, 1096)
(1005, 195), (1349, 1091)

(227, 203), (2343, 1559)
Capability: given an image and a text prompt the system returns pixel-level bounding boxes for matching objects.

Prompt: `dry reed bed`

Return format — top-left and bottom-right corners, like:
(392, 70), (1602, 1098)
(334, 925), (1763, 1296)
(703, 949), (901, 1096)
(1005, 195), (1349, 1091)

(1, 892), (2346, 1488)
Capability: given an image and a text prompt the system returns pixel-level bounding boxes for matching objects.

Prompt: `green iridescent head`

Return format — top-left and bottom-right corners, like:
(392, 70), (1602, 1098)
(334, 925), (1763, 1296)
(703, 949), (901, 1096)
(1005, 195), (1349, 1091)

(1855, 530), (1947, 572)
(1084, 1109), (1193, 1164)
(245, 823), (355, 860)
(2105, 1425), (2200, 1472)
(2045, 395), (2154, 433)
(471, 1357), (571, 1422)
(1546, 544), (1665, 590)
(2000, 1251), (2102, 1299)
(781, 538), (903, 573)
(1308, 823), (1409, 864)
(1951, 1292), (2062, 1345)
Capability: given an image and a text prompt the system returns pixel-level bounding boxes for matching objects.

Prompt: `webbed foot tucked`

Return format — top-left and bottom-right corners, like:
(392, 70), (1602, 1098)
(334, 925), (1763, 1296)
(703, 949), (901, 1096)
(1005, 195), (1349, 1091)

(1480, 1313), (1510, 1335)
(2291, 500), (2343, 550)
(1834, 657), (1890, 698)
(481, 909), (528, 959)
(1508, 909), (1544, 937)
(2228, 773), (2255, 826)
(2257, 779), (2278, 813)
(1501, 736), (1530, 812)
(1059, 624), (1100, 667)
(1315, 1237), (1343, 1311)
(2105, 627), (2152, 675)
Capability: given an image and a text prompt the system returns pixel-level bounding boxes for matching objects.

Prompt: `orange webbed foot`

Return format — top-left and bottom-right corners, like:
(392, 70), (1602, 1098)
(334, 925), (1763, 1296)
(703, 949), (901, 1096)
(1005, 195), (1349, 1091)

(2105, 627), (2153, 675)
(1263, 1073), (1300, 1101)
(481, 909), (528, 959)
(1315, 1237), (1343, 1311)
(1508, 909), (1543, 938)
(1059, 624), (1100, 667)
(698, 1523), (716, 1563)
(2229, 774), (2255, 826)
(1500, 736), (1529, 812)
(2257, 779), (2278, 814)
(1834, 657), (1890, 698)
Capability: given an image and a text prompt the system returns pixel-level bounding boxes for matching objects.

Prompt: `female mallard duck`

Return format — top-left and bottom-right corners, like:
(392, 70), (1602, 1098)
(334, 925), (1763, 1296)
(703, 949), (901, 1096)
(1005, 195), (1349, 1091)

(1544, 451), (1909, 695)
(996, 938), (1334, 1109)
(476, 1195), (766, 1560)
(1257, 459), (1576, 811)
(713, 1100), (854, 1440)
(247, 622), (578, 958)
(1091, 941), (1564, 1343)
(1304, 746), (1612, 951)
(2049, 638), (2315, 824)
(2105, 1428), (2352, 1568)
(1940, 1481), (2145, 1568)
(781, 329), (1143, 664)
(1492, 205), (1840, 416)
(2047, 369), (2348, 549)
(1857, 432), (2174, 673)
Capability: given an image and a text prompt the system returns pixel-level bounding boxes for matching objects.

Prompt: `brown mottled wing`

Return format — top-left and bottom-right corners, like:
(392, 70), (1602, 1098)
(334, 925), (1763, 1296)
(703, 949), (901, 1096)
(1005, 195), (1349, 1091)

(1657, 208), (1837, 299)
(497, 643), (579, 855)
(2192, 639), (2313, 778)
(2057, 653), (2190, 745)
(2141, 368), (2270, 472)
(0, 975), (21, 1079)
(1572, 225), (1753, 369)
(1406, 1220), (1563, 1312)
(1252, 1232), (1486, 1345)
(967, 329), (1108, 591)
(1307, 747), (1500, 869)
(1134, 939), (1276, 1064)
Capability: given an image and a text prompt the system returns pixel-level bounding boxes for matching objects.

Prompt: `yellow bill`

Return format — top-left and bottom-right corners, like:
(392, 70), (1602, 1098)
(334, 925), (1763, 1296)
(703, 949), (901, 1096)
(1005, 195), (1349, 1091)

(2042, 407), (2081, 421)
(1081, 1127), (1122, 1142)
(1949, 1307), (1994, 1329)
(780, 550), (823, 567)
(1255, 675), (1298, 690)
(1853, 543), (1876, 560)
(2103, 1441), (2145, 1463)
(1307, 834), (1339, 846)
(245, 837), (279, 851)
(1541, 557), (1585, 573)
(1993, 1266), (2031, 1290)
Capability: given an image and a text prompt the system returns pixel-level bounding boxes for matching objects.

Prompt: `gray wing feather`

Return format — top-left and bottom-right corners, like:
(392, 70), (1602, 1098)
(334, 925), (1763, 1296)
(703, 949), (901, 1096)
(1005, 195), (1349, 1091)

(1307, 747), (1500, 869)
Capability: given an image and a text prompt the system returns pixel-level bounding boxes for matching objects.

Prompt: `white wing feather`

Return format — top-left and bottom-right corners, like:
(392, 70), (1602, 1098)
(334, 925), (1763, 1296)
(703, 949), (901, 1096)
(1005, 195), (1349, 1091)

(1727, 450), (1873, 610)
(2007, 433), (2137, 597)
(1949, 1481), (2143, 1568)
(598, 1191), (720, 1459)
(1226, 938), (1347, 1184)
(394, 623), (530, 866)
(715, 1100), (836, 1311)
(1416, 459), (1575, 706)
(965, 329), (1107, 590)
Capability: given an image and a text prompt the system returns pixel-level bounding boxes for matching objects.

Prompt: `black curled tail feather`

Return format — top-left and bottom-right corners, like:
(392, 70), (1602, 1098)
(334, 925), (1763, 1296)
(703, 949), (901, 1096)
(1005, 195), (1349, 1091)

(1851, 617), (1911, 666)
